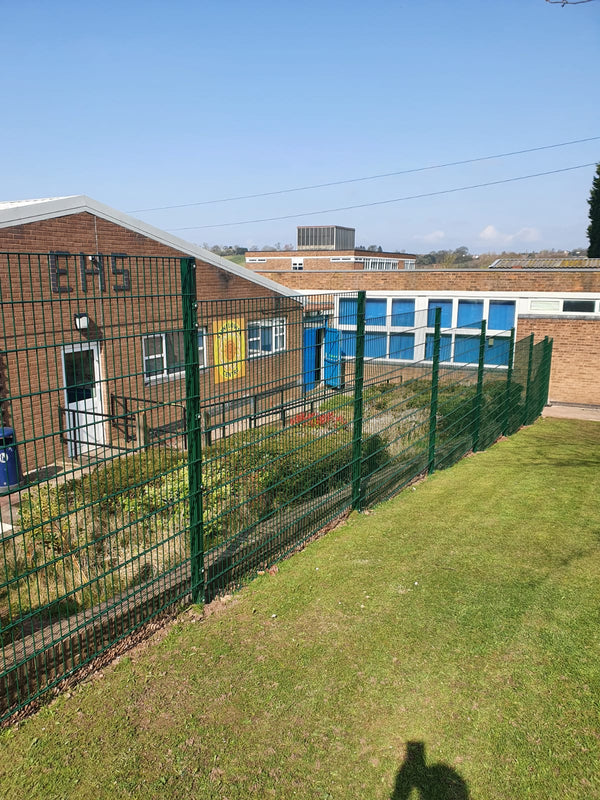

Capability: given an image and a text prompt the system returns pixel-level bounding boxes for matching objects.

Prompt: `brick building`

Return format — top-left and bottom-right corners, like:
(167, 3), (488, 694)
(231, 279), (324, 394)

(244, 228), (600, 407)
(246, 225), (417, 274)
(0, 197), (303, 473)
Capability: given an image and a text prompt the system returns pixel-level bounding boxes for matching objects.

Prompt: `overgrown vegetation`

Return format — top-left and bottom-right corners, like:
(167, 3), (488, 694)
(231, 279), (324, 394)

(3, 416), (389, 629)
(204, 422), (388, 541)
(2, 369), (525, 637)
(319, 374), (524, 467)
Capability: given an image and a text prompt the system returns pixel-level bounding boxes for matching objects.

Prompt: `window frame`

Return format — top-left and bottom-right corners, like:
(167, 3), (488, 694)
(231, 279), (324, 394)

(143, 328), (207, 384)
(336, 294), (517, 369)
(247, 317), (286, 358)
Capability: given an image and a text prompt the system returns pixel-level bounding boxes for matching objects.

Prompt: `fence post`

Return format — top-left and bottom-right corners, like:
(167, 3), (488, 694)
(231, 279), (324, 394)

(542, 337), (554, 412)
(427, 307), (441, 474)
(523, 333), (535, 426)
(535, 336), (551, 417)
(502, 327), (516, 437)
(472, 319), (487, 452)
(181, 257), (204, 605)
(351, 291), (366, 510)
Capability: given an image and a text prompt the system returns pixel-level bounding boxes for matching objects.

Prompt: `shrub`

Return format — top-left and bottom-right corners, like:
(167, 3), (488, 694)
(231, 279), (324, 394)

(400, 378), (433, 410)
(206, 424), (389, 526)
(318, 393), (353, 416)
(19, 448), (186, 549)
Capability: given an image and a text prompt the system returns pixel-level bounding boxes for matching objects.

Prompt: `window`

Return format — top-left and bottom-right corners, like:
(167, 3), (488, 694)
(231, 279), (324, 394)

(143, 329), (206, 382)
(339, 297), (357, 326)
(363, 258), (399, 271)
(529, 298), (598, 315)
(338, 297), (388, 326)
(453, 334), (510, 366)
(427, 299), (452, 327)
(390, 333), (415, 360)
(365, 333), (388, 359)
(530, 299), (561, 313)
(483, 337), (510, 366)
(404, 259), (416, 271)
(562, 299), (596, 313)
(488, 300), (515, 330)
(425, 333), (452, 362)
(340, 331), (356, 358)
(292, 258), (304, 271)
(366, 298), (387, 326)
(246, 257), (267, 263)
(391, 298), (415, 327)
(248, 318), (285, 356)
(453, 335), (481, 365)
(457, 300), (483, 329)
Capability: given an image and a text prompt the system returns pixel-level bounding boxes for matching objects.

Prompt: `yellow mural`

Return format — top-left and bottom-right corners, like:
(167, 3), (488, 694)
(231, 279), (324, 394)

(213, 318), (246, 383)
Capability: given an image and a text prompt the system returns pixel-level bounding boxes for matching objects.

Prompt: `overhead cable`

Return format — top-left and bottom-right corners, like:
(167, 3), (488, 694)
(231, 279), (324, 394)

(167, 162), (597, 231)
(129, 136), (600, 213)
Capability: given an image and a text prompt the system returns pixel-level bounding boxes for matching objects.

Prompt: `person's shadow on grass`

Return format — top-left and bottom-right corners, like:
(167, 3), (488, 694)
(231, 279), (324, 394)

(391, 741), (469, 799)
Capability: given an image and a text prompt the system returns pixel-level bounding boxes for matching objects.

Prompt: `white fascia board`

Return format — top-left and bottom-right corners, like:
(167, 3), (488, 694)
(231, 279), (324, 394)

(0, 196), (83, 227)
(0, 195), (299, 299)
(361, 289), (600, 300)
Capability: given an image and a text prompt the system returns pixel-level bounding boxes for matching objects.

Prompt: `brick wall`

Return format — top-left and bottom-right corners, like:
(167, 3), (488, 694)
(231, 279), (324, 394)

(246, 250), (416, 273)
(516, 317), (600, 406)
(250, 268), (600, 294)
(0, 214), (303, 472)
(0, 213), (293, 301)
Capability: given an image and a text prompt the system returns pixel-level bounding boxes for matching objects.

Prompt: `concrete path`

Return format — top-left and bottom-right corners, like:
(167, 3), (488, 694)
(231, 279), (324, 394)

(542, 403), (600, 422)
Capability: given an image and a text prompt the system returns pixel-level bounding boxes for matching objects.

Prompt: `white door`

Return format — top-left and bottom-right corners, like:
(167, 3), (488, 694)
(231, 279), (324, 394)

(61, 342), (105, 458)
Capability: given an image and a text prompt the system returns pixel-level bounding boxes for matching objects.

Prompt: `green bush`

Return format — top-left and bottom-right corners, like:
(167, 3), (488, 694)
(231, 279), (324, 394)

(206, 424), (389, 523)
(400, 378), (433, 410)
(318, 393), (353, 415)
(82, 448), (185, 508)
(19, 448), (186, 552)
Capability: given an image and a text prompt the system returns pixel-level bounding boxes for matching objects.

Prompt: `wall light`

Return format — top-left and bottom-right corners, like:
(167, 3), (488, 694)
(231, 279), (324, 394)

(74, 313), (90, 332)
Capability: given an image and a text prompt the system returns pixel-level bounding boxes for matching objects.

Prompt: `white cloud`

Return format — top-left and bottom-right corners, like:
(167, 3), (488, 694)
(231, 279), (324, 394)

(417, 230), (446, 243)
(516, 227), (541, 243)
(478, 225), (541, 246)
(479, 224), (505, 243)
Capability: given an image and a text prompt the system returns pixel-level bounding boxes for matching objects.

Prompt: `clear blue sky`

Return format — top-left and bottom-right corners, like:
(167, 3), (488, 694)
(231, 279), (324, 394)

(2, 0), (599, 253)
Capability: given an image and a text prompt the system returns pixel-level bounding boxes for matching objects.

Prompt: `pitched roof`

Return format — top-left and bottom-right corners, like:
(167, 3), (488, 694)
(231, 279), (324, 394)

(0, 195), (299, 297)
(489, 257), (600, 270)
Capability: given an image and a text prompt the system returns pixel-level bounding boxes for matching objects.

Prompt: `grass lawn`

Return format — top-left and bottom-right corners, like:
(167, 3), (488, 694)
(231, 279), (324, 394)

(223, 254), (247, 266)
(1, 418), (599, 799)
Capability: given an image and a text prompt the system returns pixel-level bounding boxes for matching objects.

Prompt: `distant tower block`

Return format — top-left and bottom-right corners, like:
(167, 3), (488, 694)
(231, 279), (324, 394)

(297, 225), (356, 251)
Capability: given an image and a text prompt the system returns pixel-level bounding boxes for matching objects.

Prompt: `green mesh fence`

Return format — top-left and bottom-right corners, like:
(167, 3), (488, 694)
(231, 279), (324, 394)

(0, 260), (553, 720)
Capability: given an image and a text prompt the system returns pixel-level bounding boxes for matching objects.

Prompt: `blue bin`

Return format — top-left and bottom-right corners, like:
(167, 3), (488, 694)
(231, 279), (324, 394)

(0, 427), (22, 493)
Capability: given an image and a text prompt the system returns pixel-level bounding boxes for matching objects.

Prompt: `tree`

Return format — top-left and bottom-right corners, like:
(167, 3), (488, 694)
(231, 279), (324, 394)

(454, 246), (471, 263)
(587, 163), (600, 257)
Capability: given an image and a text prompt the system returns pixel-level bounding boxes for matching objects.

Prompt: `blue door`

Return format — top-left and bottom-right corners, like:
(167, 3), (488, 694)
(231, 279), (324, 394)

(323, 328), (341, 389)
(303, 328), (318, 392)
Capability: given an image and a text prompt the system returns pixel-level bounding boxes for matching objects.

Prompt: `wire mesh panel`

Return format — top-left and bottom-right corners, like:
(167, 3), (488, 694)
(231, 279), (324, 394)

(0, 271), (553, 720)
(197, 293), (358, 600)
(0, 253), (193, 718)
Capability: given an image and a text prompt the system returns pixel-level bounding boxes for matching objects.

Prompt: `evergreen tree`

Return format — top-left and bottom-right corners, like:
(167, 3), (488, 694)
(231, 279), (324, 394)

(588, 163), (600, 257)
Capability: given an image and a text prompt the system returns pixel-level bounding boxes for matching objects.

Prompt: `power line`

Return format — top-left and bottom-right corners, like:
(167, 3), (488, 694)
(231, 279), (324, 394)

(130, 136), (600, 213)
(168, 162), (597, 231)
